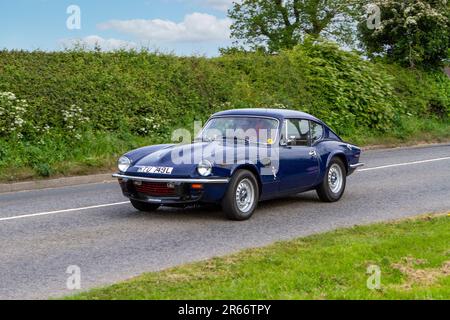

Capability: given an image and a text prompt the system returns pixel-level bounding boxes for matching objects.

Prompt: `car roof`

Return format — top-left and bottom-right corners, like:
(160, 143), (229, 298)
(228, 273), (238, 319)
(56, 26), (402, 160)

(212, 108), (322, 123)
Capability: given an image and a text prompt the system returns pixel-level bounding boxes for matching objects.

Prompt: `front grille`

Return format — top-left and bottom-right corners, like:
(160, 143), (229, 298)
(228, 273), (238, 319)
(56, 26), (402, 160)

(134, 182), (176, 197)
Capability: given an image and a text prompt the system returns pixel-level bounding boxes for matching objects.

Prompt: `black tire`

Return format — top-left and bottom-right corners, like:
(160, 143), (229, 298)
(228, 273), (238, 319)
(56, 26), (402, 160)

(316, 157), (347, 202)
(222, 170), (260, 221)
(130, 199), (160, 212)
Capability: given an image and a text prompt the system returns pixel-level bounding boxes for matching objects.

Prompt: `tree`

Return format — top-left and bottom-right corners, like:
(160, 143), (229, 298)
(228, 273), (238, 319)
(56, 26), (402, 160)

(228, 0), (361, 52)
(358, 0), (450, 69)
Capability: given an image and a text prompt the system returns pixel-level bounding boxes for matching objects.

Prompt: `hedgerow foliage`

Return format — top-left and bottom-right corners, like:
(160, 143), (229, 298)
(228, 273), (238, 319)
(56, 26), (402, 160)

(0, 41), (448, 143)
(358, 0), (450, 69)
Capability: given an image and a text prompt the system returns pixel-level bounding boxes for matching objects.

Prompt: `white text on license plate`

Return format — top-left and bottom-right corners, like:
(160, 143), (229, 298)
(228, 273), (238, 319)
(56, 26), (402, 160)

(137, 166), (174, 174)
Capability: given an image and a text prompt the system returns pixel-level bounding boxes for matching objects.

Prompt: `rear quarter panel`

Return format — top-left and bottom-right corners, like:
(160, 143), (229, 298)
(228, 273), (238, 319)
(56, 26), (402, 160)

(315, 140), (356, 180)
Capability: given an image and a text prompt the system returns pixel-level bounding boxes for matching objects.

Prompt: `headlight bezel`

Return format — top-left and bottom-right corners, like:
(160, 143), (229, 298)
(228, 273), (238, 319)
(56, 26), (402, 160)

(118, 156), (131, 172)
(197, 159), (213, 177)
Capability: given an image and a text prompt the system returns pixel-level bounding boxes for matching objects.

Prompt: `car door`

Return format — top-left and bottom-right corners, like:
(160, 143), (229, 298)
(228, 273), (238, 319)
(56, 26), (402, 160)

(278, 118), (320, 192)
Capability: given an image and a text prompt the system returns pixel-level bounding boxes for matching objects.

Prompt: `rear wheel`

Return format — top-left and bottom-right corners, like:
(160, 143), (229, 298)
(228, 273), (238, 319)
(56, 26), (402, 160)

(130, 199), (160, 212)
(222, 170), (259, 221)
(316, 158), (347, 202)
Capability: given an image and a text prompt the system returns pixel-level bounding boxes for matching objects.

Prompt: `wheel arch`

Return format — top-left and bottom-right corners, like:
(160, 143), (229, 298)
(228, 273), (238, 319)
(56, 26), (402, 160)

(230, 164), (263, 196)
(327, 152), (349, 175)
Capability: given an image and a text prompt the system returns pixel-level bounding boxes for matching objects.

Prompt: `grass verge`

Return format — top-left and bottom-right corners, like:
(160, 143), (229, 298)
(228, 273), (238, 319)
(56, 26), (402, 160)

(68, 213), (450, 300)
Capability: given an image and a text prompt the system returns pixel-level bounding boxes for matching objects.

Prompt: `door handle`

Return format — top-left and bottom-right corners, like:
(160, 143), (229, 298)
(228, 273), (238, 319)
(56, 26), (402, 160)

(309, 150), (317, 157)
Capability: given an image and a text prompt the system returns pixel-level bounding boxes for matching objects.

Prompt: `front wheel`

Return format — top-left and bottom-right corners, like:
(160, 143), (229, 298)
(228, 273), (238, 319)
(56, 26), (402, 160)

(316, 158), (347, 202)
(222, 170), (259, 221)
(130, 199), (160, 212)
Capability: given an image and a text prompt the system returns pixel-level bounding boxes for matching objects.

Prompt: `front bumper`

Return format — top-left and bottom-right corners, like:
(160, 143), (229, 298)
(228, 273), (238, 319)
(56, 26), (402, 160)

(349, 163), (365, 169)
(348, 163), (364, 175)
(113, 174), (229, 205)
(112, 174), (229, 184)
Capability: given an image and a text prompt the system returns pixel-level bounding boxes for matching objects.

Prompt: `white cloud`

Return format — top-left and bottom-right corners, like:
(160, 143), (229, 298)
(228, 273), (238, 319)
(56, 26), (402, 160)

(98, 12), (232, 43)
(198, 0), (236, 12)
(60, 35), (137, 51)
(178, 0), (238, 12)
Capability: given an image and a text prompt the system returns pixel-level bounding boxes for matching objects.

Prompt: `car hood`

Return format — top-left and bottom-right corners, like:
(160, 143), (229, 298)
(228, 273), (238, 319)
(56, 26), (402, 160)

(125, 141), (259, 178)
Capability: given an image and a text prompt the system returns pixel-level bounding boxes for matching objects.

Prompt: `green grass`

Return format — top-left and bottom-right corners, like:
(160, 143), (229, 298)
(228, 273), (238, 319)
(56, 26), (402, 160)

(0, 131), (163, 182)
(68, 213), (450, 300)
(341, 117), (450, 147)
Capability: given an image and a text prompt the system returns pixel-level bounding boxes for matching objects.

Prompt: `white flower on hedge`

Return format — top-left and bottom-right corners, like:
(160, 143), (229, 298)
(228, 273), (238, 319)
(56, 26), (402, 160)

(373, 0), (447, 30)
(405, 17), (417, 26)
(0, 91), (28, 138)
(61, 104), (90, 132)
(14, 118), (24, 127)
(0, 92), (16, 101)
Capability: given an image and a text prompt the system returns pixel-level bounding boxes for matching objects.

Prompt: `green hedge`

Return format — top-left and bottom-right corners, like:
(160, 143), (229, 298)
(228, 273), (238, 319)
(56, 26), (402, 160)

(0, 41), (449, 178)
(1, 41), (449, 138)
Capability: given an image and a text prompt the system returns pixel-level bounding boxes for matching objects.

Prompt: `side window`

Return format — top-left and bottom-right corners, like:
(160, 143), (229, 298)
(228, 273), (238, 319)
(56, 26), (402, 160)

(328, 130), (342, 141)
(310, 121), (324, 144)
(281, 119), (310, 146)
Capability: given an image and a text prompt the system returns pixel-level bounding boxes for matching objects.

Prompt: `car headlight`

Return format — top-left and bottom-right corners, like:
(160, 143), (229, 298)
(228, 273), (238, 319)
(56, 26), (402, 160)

(118, 156), (131, 172)
(197, 160), (213, 177)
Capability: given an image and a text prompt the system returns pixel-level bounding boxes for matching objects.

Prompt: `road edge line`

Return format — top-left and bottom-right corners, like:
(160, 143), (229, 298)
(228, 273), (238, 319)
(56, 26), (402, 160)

(0, 201), (130, 222)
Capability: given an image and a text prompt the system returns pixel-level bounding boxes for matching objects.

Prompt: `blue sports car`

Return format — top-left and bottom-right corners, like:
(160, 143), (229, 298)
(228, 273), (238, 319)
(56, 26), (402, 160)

(114, 109), (363, 220)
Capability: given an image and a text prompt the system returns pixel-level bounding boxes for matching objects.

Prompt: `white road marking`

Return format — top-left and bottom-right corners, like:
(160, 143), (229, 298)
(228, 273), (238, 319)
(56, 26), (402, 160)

(1, 156), (449, 223)
(0, 202), (129, 222)
(359, 156), (450, 172)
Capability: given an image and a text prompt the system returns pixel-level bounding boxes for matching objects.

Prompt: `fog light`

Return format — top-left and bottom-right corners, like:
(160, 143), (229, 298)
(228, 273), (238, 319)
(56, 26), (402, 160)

(191, 184), (204, 190)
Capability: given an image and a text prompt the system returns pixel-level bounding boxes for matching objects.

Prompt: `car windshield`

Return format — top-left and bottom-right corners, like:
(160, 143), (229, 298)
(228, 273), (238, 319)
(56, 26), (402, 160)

(198, 117), (279, 144)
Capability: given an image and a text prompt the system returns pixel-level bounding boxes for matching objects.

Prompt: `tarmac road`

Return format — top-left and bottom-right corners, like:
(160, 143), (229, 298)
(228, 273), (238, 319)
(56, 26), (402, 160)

(0, 144), (449, 299)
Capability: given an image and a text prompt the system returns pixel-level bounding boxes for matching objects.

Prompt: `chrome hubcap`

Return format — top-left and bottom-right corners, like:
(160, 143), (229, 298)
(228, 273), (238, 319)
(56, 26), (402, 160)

(328, 164), (343, 194)
(235, 179), (255, 213)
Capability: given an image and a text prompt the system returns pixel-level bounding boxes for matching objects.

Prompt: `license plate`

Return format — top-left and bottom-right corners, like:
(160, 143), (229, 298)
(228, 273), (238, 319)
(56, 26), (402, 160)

(136, 166), (174, 175)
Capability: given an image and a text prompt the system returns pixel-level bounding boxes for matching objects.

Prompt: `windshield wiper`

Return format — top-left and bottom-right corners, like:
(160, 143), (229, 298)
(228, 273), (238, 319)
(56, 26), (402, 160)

(196, 136), (255, 144)
(219, 136), (252, 144)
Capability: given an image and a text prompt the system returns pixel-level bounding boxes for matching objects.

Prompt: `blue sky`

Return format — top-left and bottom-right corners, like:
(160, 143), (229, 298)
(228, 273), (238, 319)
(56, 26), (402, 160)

(0, 0), (235, 56)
